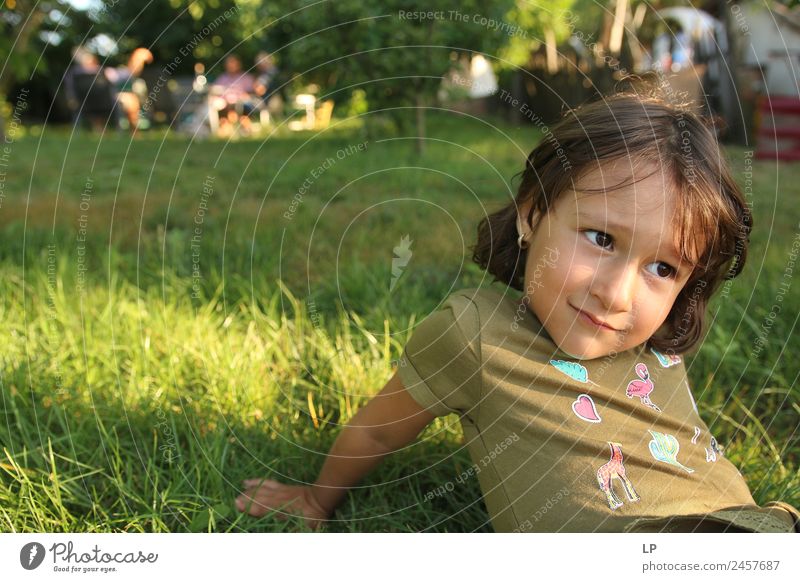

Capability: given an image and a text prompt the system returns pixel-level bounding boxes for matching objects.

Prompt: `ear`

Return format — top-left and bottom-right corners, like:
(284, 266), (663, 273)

(516, 198), (540, 242)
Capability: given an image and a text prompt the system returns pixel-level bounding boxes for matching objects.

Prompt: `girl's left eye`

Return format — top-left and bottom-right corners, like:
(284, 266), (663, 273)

(646, 262), (677, 279)
(584, 230), (677, 280)
(584, 229), (614, 249)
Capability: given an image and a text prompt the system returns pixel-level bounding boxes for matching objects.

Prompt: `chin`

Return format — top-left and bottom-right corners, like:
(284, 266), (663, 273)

(558, 340), (611, 361)
(565, 351), (603, 361)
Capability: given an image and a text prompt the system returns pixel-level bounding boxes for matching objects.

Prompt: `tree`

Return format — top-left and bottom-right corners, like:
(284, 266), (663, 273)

(497, 0), (579, 71)
(261, 0), (518, 153)
(91, 0), (249, 73)
(0, 0), (53, 140)
(0, 1), (97, 137)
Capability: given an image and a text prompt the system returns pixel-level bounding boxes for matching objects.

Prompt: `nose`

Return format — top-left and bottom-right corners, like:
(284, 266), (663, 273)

(588, 257), (637, 313)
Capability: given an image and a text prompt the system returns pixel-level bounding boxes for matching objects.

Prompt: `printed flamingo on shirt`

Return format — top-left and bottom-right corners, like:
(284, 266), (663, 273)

(626, 363), (661, 412)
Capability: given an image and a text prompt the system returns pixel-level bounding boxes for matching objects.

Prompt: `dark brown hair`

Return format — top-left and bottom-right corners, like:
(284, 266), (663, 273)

(471, 87), (752, 355)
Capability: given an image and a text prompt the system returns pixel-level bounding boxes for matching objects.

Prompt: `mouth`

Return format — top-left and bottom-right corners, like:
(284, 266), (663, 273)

(571, 304), (618, 331)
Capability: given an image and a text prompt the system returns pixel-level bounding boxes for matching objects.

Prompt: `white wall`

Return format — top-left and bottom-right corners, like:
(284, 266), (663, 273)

(740, 3), (800, 96)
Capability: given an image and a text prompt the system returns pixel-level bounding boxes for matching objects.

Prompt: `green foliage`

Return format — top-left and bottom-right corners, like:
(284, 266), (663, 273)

(91, 0), (250, 72)
(260, 0), (515, 125)
(1, 1), (60, 91)
(498, 0), (578, 68)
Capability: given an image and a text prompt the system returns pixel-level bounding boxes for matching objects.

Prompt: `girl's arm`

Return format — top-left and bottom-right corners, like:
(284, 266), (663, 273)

(235, 370), (437, 528)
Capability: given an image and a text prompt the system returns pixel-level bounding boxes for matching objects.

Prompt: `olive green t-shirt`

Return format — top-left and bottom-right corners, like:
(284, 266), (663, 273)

(397, 286), (798, 532)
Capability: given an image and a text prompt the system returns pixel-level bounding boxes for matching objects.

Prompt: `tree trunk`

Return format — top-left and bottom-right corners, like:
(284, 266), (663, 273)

(545, 28), (558, 74)
(609, 0), (629, 56)
(719, 0), (747, 144)
(511, 69), (523, 124)
(626, 2), (646, 71)
(415, 93), (425, 156)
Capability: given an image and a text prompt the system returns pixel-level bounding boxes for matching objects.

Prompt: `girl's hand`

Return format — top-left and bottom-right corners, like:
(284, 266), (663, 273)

(235, 478), (330, 530)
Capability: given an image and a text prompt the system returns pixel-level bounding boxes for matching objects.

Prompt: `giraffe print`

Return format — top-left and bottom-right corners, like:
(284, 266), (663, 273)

(596, 442), (640, 510)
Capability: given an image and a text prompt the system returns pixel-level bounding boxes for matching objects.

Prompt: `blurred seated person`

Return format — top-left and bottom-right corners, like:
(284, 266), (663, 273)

(210, 54), (256, 135)
(65, 46), (153, 131)
(254, 51), (279, 99)
(252, 51), (281, 124)
(64, 47), (105, 130)
(104, 47), (154, 130)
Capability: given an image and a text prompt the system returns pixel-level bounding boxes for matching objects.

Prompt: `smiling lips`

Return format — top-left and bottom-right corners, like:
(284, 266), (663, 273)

(572, 305), (618, 331)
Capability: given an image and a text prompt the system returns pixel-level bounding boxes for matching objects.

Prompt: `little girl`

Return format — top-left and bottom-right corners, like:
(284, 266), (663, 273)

(235, 89), (800, 532)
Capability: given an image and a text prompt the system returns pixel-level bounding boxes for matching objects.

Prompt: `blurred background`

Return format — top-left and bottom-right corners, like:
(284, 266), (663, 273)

(2, 0), (800, 146)
(1, 1), (798, 533)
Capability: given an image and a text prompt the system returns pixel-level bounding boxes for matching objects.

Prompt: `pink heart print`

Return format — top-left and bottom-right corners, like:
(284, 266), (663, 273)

(572, 394), (602, 423)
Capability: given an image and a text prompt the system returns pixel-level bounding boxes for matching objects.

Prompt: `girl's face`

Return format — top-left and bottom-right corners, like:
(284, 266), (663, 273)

(517, 162), (696, 360)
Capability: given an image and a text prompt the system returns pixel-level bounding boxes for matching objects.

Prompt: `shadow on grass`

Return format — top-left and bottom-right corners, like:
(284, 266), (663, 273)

(0, 366), (492, 533)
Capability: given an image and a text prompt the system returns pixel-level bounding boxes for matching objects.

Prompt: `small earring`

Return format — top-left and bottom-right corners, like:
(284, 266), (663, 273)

(516, 213), (531, 250)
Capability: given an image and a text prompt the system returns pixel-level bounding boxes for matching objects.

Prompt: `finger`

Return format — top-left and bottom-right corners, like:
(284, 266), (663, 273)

(236, 491), (270, 509)
(237, 489), (295, 517)
(247, 499), (291, 519)
(236, 492), (263, 511)
(238, 494), (275, 517)
(243, 478), (278, 488)
(251, 495), (300, 519)
(241, 485), (281, 503)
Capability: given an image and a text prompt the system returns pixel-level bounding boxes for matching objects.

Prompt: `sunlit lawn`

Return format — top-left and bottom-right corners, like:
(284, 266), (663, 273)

(1, 114), (798, 531)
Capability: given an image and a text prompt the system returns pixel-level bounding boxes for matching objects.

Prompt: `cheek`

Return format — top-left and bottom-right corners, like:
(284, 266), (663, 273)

(632, 291), (677, 329)
(551, 256), (595, 291)
(526, 232), (589, 296)
(527, 250), (570, 295)
(655, 295), (679, 325)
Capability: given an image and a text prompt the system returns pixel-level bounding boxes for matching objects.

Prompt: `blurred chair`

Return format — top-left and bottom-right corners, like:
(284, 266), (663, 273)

(206, 85), (265, 137)
(288, 94), (334, 131)
(315, 99), (334, 129)
(206, 85), (225, 135)
(288, 93), (317, 130)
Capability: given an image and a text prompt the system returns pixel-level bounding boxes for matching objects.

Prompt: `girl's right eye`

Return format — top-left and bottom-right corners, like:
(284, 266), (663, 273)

(583, 229), (614, 250)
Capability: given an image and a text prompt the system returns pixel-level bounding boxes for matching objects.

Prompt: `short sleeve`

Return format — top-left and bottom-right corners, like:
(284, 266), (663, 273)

(396, 292), (482, 418)
(764, 501), (800, 532)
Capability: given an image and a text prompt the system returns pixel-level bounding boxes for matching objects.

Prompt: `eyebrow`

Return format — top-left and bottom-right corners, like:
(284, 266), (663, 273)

(577, 212), (632, 234)
(577, 211), (694, 268)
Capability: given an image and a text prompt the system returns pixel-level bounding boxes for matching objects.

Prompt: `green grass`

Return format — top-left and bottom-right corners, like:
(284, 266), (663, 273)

(0, 114), (798, 532)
